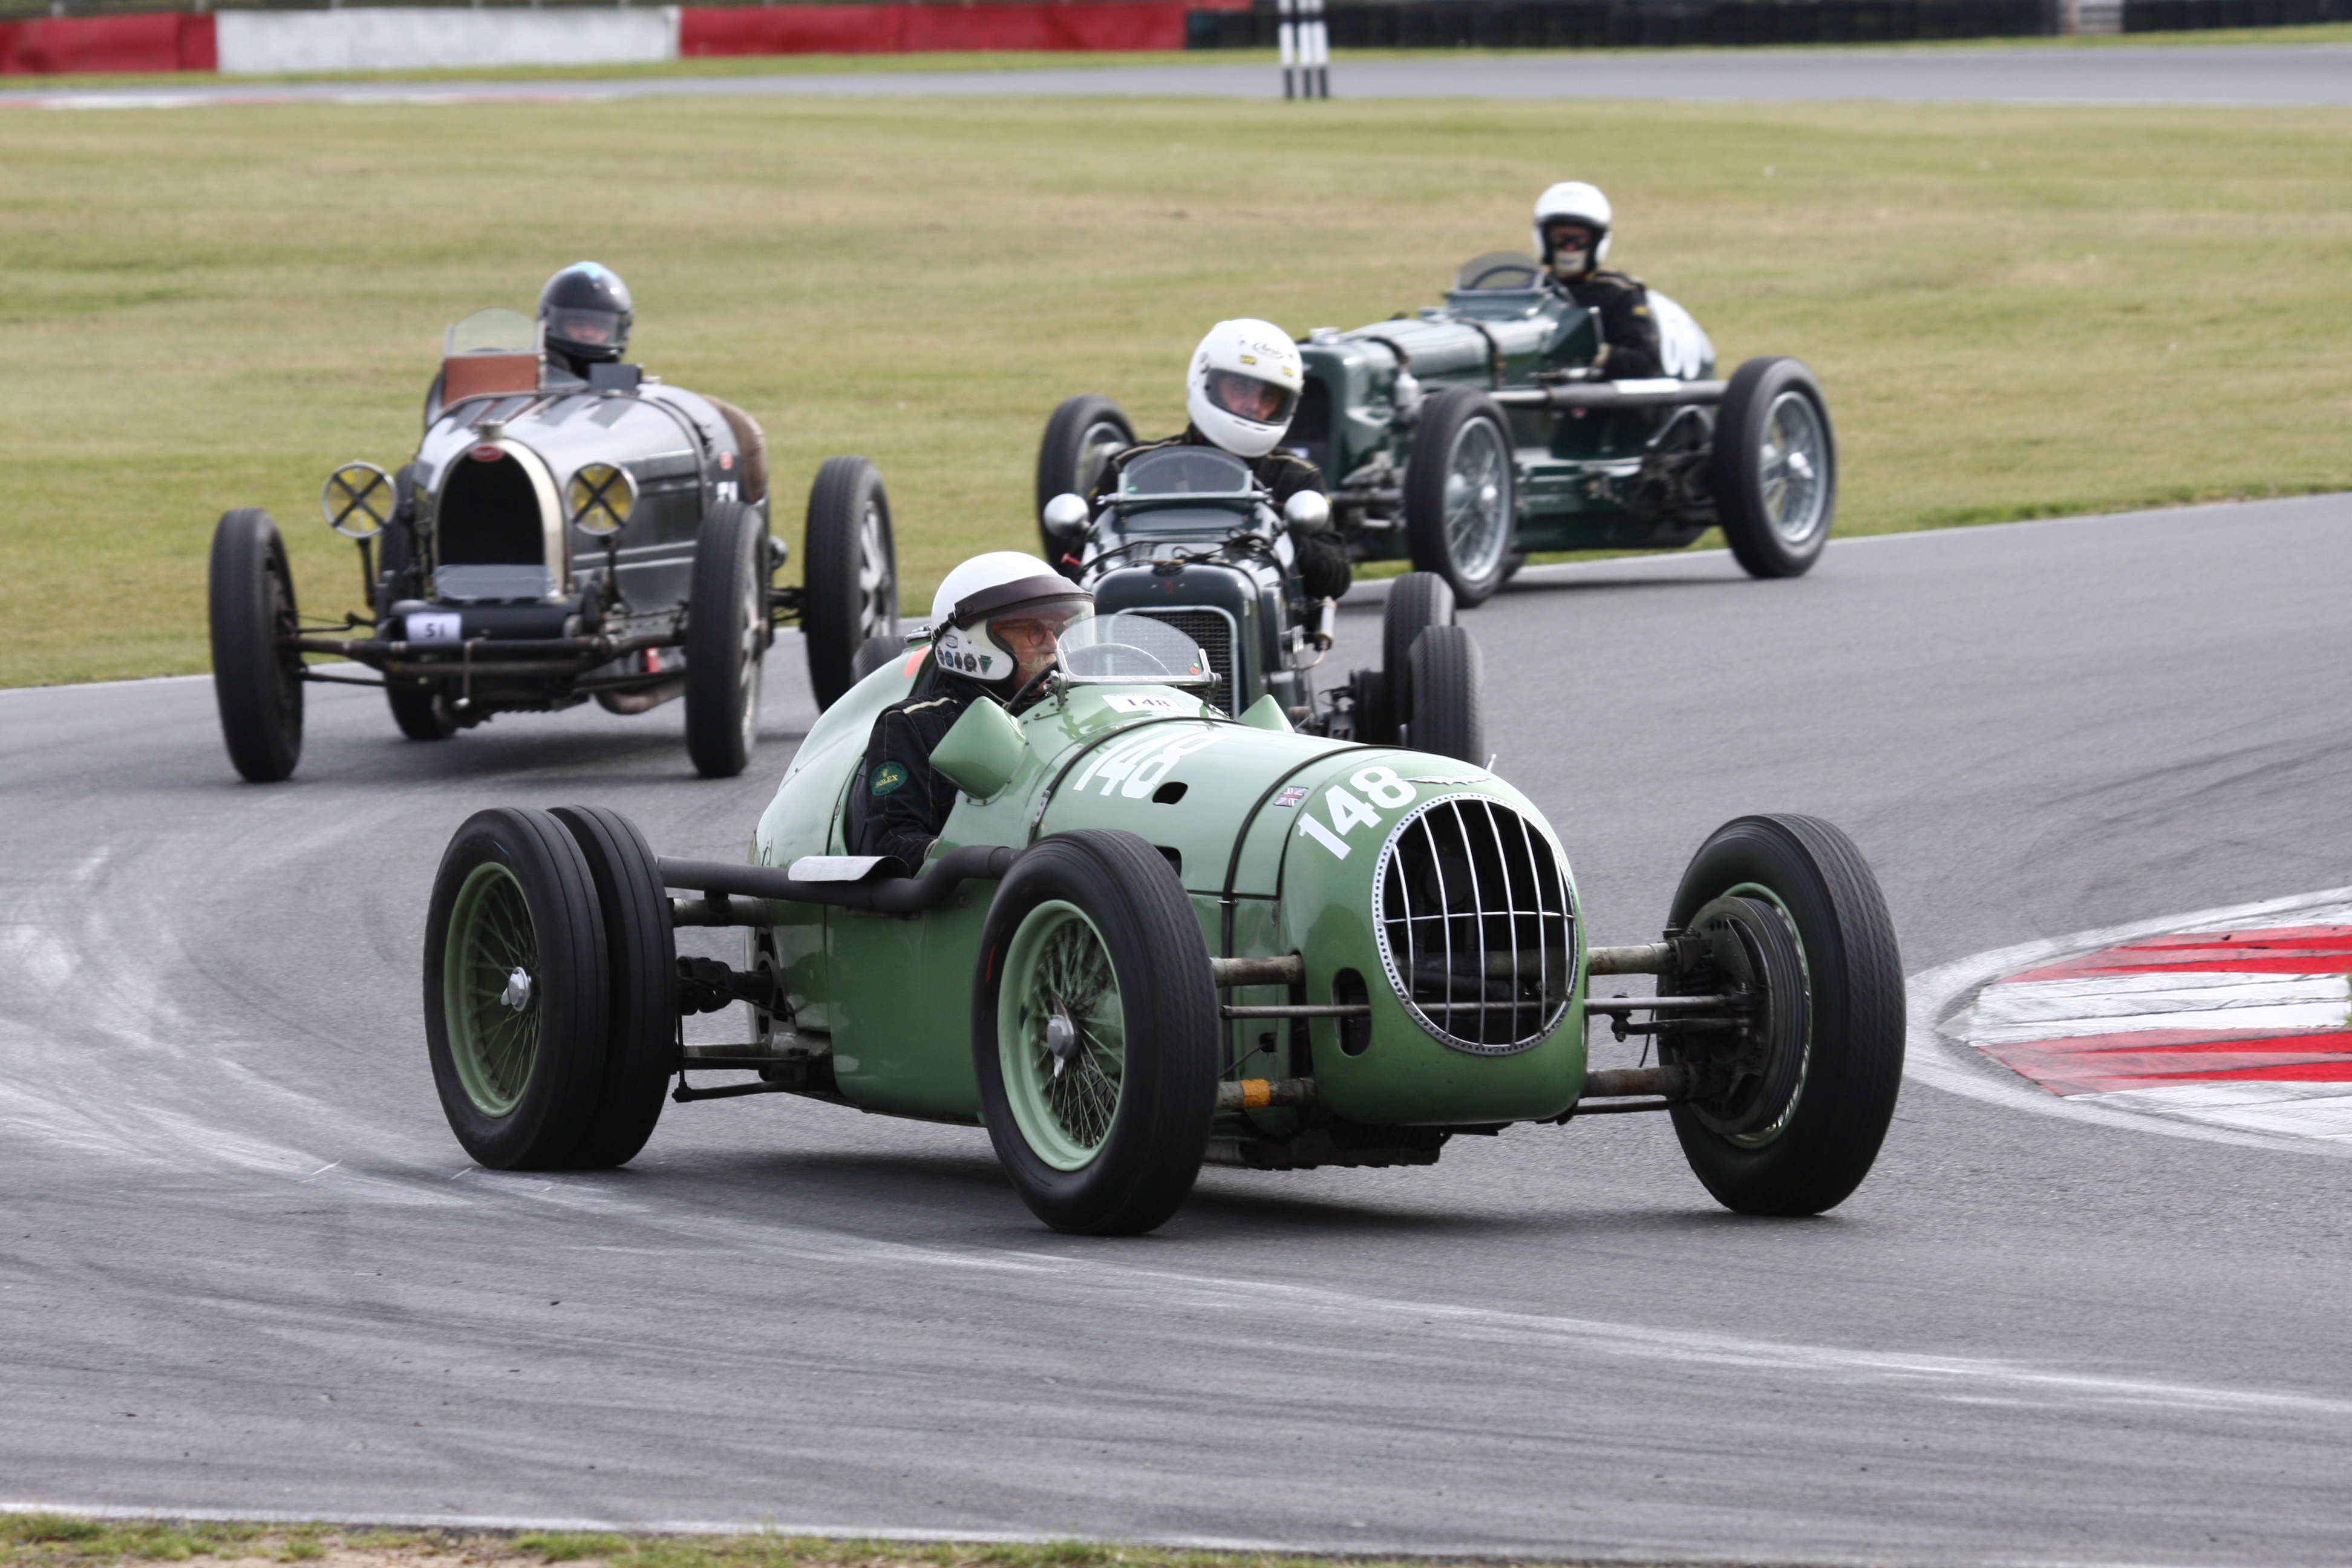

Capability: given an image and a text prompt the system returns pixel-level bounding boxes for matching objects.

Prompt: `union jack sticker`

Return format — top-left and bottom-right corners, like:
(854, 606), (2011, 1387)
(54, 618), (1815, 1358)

(1273, 785), (1310, 809)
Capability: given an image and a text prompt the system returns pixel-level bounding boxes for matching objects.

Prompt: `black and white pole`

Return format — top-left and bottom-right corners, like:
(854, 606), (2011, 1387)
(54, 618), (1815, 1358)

(1305, 0), (1329, 97)
(1278, 0), (1298, 100)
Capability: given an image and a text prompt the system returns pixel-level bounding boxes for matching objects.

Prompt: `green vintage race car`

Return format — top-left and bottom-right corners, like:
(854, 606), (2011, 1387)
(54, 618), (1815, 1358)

(423, 614), (1904, 1235)
(1039, 253), (1834, 607)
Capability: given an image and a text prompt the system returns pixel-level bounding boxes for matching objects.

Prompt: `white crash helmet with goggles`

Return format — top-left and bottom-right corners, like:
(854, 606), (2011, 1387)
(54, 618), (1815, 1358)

(1184, 318), (1304, 461)
(1531, 181), (1613, 280)
(928, 551), (1094, 688)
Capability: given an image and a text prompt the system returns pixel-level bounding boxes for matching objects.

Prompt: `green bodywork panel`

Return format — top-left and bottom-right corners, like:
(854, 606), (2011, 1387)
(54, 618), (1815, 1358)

(751, 645), (1590, 1137)
(1298, 281), (1719, 558)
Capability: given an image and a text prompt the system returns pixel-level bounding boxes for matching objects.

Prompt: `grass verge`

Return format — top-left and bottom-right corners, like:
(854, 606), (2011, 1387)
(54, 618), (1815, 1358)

(2, 93), (2348, 685)
(0, 1520), (1596, 1568)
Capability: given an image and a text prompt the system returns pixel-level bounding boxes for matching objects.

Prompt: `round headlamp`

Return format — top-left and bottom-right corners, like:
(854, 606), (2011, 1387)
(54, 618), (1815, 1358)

(321, 462), (395, 541)
(567, 462), (638, 538)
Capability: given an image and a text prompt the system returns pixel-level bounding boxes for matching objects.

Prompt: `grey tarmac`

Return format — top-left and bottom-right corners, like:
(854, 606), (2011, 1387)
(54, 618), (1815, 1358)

(2, 495), (2350, 1564)
(7, 42), (2351, 109)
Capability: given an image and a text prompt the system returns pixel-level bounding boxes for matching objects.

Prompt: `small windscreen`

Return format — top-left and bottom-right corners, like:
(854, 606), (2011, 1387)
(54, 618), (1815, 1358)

(1120, 446), (1253, 497)
(1453, 251), (1546, 292)
(446, 307), (537, 355)
(1057, 613), (1215, 686)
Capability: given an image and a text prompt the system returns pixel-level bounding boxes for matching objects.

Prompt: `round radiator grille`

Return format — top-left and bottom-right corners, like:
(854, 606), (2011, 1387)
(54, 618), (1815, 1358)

(1371, 794), (1576, 1055)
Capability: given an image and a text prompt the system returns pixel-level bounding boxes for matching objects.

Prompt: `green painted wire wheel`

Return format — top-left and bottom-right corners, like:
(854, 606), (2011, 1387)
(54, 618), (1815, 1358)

(974, 830), (1219, 1235)
(423, 806), (612, 1170)
(999, 900), (1128, 1172)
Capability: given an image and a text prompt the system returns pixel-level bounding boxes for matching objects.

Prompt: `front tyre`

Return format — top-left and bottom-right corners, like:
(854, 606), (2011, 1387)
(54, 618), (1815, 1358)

(207, 508), (304, 783)
(802, 456), (899, 711)
(1380, 571), (1455, 727)
(1403, 387), (1517, 606)
(423, 807), (612, 1170)
(1036, 394), (1135, 558)
(1659, 814), (1904, 1216)
(1404, 622), (1485, 764)
(974, 830), (1220, 1236)
(549, 805), (678, 1168)
(684, 498), (770, 779)
(1712, 357), (1835, 579)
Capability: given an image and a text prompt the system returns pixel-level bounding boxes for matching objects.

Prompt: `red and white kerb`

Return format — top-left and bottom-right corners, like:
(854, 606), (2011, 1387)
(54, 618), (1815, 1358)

(1968, 918), (2352, 1141)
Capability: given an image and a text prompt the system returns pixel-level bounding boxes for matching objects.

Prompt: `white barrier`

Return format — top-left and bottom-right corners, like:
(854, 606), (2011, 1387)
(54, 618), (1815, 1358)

(214, 7), (681, 76)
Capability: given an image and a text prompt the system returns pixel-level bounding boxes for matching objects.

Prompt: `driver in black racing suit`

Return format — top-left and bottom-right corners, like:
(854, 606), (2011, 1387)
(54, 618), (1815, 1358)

(1532, 181), (1664, 382)
(853, 554), (1094, 869)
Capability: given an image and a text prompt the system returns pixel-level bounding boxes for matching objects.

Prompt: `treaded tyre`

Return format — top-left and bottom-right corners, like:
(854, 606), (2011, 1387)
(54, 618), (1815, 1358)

(550, 805), (678, 1168)
(1403, 387), (1517, 606)
(1404, 623), (1485, 764)
(1381, 570), (1455, 728)
(684, 498), (770, 779)
(207, 507), (304, 783)
(1713, 356), (1835, 580)
(1036, 394), (1135, 558)
(802, 456), (899, 711)
(1659, 814), (1904, 1216)
(386, 680), (457, 742)
(974, 829), (1220, 1235)
(423, 807), (612, 1170)
(851, 632), (905, 687)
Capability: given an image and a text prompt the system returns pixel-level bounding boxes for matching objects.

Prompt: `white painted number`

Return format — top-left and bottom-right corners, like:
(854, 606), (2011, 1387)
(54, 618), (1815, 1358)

(1297, 770), (1422, 860)
(407, 612), (462, 644)
(1350, 766), (1417, 809)
(1325, 786), (1380, 837)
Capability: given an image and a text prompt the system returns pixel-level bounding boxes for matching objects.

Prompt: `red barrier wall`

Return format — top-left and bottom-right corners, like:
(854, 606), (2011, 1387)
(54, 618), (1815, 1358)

(0, 11), (214, 74)
(682, 0), (1231, 57)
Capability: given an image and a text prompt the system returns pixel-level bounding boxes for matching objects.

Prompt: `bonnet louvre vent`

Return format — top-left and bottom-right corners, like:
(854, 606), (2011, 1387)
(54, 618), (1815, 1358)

(1372, 794), (1575, 1056)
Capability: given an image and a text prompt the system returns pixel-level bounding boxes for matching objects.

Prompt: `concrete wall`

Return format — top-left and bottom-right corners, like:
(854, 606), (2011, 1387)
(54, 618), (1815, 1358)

(214, 7), (679, 74)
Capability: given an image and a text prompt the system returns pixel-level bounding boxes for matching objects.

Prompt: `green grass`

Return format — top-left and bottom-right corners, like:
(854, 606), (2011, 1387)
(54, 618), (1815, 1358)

(0, 1519), (1632, 1568)
(2, 92), (2349, 685)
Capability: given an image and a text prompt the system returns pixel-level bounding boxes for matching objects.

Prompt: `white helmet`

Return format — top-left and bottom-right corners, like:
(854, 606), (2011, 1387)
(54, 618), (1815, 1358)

(1532, 181), (1613, 278)
(928, 550), (1094, 690)
(1184, 318), (1304, 460)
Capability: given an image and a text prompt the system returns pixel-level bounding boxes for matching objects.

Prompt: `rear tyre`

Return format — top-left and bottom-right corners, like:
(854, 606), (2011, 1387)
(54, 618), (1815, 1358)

(802, 456), (899, 711)
(684, 498), (769, 779)
(851, 632), (904, 687)
(549, 805), (677, 1168)
(423, 807), (611, 1170)
(1659, 814), (1904, 1216)
(387, 682), (457, 741)
(1403, 387), (1516, 606)
(1713, 356), (1835, 579)
(1036, 394), (1135, 561)
(1380, 571), (1455, 726)
(974, 829), (1220, 1236)
(1403, 623), (1484, 763)
(1345, 666), (1393, 746)
(207, 507), (304, 783)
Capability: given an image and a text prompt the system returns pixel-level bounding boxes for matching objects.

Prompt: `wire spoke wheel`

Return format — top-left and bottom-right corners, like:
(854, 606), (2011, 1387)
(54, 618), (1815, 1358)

(1759, 391), (1829, 547)
(443, 861), (542, 1118)
(856, 500), (895, 642)
(1001, 901), (1127, 1171)
(1443, 417), (1513, 583)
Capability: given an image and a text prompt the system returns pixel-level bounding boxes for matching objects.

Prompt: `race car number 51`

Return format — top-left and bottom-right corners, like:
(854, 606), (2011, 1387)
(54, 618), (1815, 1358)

(1296, 767), (1417, 858)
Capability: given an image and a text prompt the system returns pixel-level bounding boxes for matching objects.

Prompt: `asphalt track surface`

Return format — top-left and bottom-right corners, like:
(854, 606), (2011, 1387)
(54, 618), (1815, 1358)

(5, 494), (2352, 1563)
(7, 42), (2351, 109)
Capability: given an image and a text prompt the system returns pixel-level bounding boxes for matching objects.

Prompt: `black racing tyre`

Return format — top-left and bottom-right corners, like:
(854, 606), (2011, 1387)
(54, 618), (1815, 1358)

(851, 631), (904, 687)
(1659, 814), (1904, 1216)
(207, 507), (304, 783)
(1403, 387), (1517, 606)
(549, 805), (678, 1168)
(684, 498), (770, 779)
(423, 807), (612, 1170)
(1712, 356), (1835, 580)
(386, 681), (457, 742)
(1403, 623), (1485, 764)
(802, 456), (899, 712)
(973, 829), (1220, 1236)
(1347, 666), (1393, 746)
(1380, 570), (1455, 725)
(1036, 394), (1135, 554)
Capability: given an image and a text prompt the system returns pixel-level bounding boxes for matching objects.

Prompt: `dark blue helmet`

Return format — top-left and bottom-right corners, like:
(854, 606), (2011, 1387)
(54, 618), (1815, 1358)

(538, 261), (633, 365)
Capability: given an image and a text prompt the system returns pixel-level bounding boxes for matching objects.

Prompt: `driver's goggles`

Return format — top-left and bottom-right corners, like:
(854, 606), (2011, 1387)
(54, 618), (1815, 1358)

(1205, 369), (1296, 426)
(547, 307), (624, 347)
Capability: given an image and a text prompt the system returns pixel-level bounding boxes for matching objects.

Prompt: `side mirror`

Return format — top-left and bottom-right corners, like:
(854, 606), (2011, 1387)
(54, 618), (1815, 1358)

(930, 696), (1028, 800)
(1041, 492), (1091, 540)
(321, 462), (395, 540)
(567, 461), (639, 537)
(1282, 489), (1333, 535)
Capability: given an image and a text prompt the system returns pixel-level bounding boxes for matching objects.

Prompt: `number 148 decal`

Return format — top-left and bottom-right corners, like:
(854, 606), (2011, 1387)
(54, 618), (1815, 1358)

(1295, 766), (1416, 858)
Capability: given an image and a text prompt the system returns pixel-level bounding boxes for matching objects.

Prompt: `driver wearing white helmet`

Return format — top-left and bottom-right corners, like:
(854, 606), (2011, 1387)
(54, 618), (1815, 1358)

(1530, 182), (1664, 382)
(1088, 319), (1353, 603)
(851, 553), (1094, 867)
